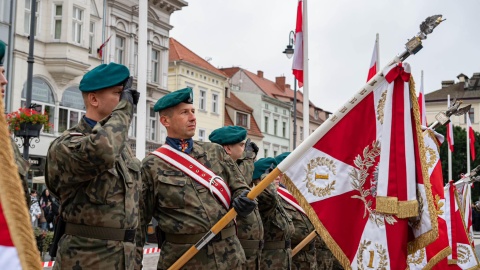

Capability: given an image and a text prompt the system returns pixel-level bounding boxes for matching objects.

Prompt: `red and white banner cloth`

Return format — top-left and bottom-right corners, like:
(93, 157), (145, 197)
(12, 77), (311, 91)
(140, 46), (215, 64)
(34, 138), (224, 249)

(0, 204), (21, 270)
(408, 129), (451, 269)
(292, 0), (304, 87)
(444, 181), (480, 269)
(467, 114), (476, 161)
(447, 99), (455, 152)
(367, 38), (378, 81)
(278, 61), (435, 269)
(455, 180), (474, 246)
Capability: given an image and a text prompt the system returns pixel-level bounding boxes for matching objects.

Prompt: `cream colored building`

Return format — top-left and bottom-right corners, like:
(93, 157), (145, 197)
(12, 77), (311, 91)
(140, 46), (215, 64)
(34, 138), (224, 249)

(425, 73), (480, 132)
(168, 38), (227, 141)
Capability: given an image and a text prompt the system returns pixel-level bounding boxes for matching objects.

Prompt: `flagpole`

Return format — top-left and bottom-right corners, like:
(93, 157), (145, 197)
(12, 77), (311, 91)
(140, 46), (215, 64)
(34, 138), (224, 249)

(448, 95), (453, 181)
(302, 0), (309, 140)
(376, 33), (380, 68)
(101, 0), (107, 64)
(292, 230), (317, 256)
(467, 112), (471, 173)
(135, 1), (147, 160)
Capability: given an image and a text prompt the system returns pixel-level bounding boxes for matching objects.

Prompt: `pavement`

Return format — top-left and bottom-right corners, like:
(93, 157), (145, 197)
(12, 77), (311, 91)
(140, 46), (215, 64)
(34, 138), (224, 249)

(41, 235), (480, 269)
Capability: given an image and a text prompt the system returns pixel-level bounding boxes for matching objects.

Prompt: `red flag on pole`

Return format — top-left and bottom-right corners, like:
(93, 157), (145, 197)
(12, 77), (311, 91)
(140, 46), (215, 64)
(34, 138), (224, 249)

(292, 0), (303, 87)
(366, 36), (378, 82)
(418, 71), (427, 126)
(467, 114), (476, 160)
(447, 99), (455, 152)
(97, 35), (112, 59)
(278, 61), (435, 269)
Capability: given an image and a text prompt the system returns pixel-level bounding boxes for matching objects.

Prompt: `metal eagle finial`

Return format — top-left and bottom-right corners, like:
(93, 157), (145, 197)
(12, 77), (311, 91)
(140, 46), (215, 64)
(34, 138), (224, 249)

(419, 15), (446, 39)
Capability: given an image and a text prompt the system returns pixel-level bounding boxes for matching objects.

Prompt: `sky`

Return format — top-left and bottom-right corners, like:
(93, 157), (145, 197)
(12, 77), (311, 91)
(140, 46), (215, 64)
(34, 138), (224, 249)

(170, 0), (480, 113)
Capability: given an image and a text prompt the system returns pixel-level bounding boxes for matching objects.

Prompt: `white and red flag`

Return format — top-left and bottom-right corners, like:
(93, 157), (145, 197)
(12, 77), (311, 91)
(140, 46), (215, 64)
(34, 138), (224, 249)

(292, 0), (303, 87)
(444, 181), (480, 269)
(467, 114), (476, 161)
(446, 99), (455, 152)
(366, 36), (379, 82)
(455, 180), (474, 246)
(408, 129), (451, 269)
(418, 71), (427, 126)
(277, 61), (435, 269)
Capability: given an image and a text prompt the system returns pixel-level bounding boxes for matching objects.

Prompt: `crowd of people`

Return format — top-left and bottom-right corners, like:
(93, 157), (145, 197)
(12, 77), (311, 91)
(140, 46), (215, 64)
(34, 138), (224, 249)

(29, 189), (59, 232)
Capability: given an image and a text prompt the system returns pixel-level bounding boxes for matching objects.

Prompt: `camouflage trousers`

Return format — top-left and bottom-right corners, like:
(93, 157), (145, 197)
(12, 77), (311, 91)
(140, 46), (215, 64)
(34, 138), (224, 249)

(242, 247), (261, 270)
(259, 248), (292, 270)
(316, 237), (343, 270)
(53, 234), (136, 270)
(292, 246), (317, 270)
(157, 236), (246, 270)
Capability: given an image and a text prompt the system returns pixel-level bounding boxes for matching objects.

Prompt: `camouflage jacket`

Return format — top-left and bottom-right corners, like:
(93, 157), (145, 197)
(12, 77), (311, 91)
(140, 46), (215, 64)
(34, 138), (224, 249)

(141, 141), (250, 269)
(11, 137), (30, 208)
(46, 100), (141, 270)
(256, 181), (294, 269)
(280, 197), (317, 269)
(316, 236), (344, 270)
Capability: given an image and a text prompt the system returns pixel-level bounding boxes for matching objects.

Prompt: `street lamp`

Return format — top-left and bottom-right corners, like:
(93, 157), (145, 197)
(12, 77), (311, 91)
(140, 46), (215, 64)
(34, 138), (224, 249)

(283, 30), (297, 149)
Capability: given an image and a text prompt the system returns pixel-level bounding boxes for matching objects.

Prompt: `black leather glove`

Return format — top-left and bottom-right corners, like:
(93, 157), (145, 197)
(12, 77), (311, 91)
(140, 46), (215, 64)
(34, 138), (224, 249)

(232, 190), (257, 217)
(244, 139), (259, 159)
(121, 76), (140, 106)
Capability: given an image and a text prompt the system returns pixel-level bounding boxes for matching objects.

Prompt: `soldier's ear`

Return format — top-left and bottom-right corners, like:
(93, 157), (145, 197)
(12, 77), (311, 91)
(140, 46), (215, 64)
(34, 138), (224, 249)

(223, 145), (232, 155)
(160, 115), (170, 127)
(87, 92), (99, 108)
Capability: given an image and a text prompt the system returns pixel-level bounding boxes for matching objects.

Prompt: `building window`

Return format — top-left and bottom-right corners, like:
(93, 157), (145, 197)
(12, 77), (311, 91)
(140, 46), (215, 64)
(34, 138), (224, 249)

(274, 107), (278, 113)
(265, 104), (269, 110)
(212, 93), (218, 113)
(72, 6), (83, 44)
(88, 22), (95, 54)
(236, 112), (248, 127)
(300, 126), (303, 140)
(24, 0), (40, 36)
(274, 119), (278, 136)
(274, 150), (277, 157)
(58, 86), (85, 132)
(21, 77), (55, 134)
(199, 90), (206, 111)
(149, 107), (157, 141)
(466, 108), (475, 124)
(282, 122), (286, 137)
(134, 42), (138, 76)
(198, 129), (206, 142)
(283, 109), (287, 115)
(314, 110), (319, 120)
(115, 36), (125, 64)
(264, 149), (268, 158)
(151, 49), (159, 83)
(264, 116), (269, 133)
(53, 4), (62, 39)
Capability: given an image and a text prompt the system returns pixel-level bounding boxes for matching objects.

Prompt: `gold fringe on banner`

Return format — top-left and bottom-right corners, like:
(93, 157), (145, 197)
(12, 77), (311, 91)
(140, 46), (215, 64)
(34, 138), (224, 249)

(397, 200), (419, 219)
(407, 76), (439, 254)
(454, 188), (480, 266)
(423, 247), (452, 270)
(375, 196), (399, 215)
(0, 100), (42, 270)
(283, 175), (352, 270)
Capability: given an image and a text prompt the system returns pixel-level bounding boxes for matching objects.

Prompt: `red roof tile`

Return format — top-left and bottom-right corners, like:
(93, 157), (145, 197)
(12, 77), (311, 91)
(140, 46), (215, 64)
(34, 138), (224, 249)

(224, 93), (263, 138)
(225, 92), (253, 113)
(169, 38), (226, 77)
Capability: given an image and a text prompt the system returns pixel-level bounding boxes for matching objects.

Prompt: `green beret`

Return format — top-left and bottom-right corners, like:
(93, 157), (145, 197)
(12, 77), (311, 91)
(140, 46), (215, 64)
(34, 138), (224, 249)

(274, 152), (291, 165)
(252, 157), (278, 180)
(154, 87), (193, 112)
(209, 126), (247, 145)
(79, 62), (129, 92)
(0, 40), (6, 66)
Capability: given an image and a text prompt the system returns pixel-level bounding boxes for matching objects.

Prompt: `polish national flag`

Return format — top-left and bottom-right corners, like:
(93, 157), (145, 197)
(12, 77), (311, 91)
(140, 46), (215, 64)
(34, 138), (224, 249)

(447, 99), (454, 152)
(366, 36), (378, 82)
(467, 114), (476, 160)
(292, 0), (303, 87)
(418, 72), (427, 126)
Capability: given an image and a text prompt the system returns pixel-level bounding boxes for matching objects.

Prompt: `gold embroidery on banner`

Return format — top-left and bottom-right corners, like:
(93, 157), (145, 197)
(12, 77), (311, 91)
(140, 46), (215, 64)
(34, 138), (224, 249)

(435, 195), (444, 216)
(376, 90), (387, 124)
(409, 189), (424, 230)
(304, 157), (336, 197)
(350, 140), (397, 226)
(425, 146), (437, 170)
(457, 245), (471, 264)
(357, 240), (389, 270)
(407, 248), (426, 266)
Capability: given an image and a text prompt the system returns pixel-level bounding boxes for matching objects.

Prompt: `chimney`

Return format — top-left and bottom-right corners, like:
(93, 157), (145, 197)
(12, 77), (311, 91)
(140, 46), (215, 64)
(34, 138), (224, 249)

(275, 76), (286, 92)
(457, 73), (469, 82)
(441, 80), (455, 88)
(257, 70), (263, 78)
(285, 84), (291, 89)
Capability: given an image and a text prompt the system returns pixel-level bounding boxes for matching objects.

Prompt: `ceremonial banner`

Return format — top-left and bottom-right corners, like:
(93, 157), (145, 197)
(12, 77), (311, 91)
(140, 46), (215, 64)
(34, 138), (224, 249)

(292, 0), (304, 87)
(408, 129), (451, 269)
(367, 36), (379, 81)
(279, 62), (436, 269)
(455, 181), (474, 246)
(444, 181), (480, 269)
(467, 114), (476, 161)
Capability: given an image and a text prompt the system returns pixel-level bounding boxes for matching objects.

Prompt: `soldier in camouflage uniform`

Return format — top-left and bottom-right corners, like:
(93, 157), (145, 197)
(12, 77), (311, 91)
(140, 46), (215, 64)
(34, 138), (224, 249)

(46, 63), (142, 270)
(209, 126), (263, 269)
(0, 40), (30, 209)
(316, 237), (344, 270)
(274, 152), (317, 270)
(253, 157), (294, 269)
(140, 87), (257, 270)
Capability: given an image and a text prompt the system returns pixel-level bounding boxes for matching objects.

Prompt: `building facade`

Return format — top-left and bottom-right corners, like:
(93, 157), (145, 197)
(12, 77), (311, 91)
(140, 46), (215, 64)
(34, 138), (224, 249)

(168, 38), (227, 141)
(3, 0), (186, 185)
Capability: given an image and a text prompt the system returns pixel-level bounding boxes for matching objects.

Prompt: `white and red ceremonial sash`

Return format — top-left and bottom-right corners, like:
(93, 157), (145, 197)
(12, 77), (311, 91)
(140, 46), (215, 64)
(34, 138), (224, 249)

(375, 63), (418, 217)
(444, 182), (480, 269)
(366, 37), (378, 82)
(278, 186), (306, 215)
(0, 204), (21, 269)
(408, 129), (451, 270)
(292, 0), (303, 87)
(277, 61), (435, 269)
(151, 145), (231, 210)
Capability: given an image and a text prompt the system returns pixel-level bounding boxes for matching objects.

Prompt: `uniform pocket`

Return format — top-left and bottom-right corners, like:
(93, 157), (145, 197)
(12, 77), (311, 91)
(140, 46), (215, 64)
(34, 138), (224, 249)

(157, 174), (186, 209)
